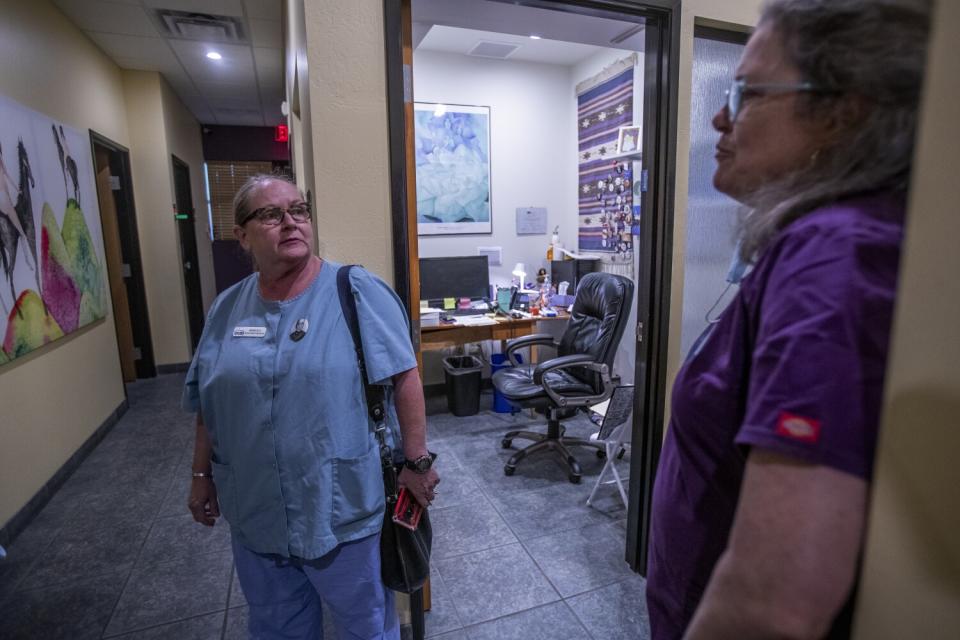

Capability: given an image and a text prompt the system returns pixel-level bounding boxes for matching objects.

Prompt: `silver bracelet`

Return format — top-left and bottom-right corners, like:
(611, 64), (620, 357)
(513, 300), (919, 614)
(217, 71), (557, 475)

(192, 471), (213, 479)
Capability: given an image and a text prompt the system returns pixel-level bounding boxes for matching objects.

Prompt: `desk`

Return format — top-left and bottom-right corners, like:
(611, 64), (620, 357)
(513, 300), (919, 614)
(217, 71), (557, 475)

(420, 314), (567, 352)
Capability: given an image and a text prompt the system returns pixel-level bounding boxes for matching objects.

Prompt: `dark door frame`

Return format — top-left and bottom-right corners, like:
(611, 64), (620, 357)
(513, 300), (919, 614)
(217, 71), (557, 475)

(383, 0), (680, 576)
(171, 155), (204, 353)
(89, 131), (157, 379)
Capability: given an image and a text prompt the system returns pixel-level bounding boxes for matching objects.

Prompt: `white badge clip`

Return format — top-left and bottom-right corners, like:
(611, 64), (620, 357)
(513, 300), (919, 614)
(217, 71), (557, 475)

(233, 326), (267, 338)
(290, 318), (309, 342)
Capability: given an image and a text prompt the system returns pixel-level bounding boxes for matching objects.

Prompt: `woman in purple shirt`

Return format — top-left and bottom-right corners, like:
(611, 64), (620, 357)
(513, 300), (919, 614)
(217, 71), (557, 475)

(647, 1), (930, 638)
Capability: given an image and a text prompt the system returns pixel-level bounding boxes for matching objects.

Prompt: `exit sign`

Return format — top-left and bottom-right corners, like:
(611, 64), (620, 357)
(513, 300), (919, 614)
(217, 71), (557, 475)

(275, 124), (289, 142)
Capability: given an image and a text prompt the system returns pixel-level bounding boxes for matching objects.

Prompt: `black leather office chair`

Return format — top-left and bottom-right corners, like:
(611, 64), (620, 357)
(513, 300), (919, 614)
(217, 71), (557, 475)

(492, 272), (634, 483)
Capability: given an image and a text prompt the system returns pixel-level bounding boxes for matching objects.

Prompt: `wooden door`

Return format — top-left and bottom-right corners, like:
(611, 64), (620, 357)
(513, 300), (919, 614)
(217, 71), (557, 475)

(94, 148), (136, 382)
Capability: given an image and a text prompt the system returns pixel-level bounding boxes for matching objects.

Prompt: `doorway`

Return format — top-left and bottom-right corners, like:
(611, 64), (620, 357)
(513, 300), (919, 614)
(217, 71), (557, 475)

(171, 155), (204, 353)
(90, 132), (156, 380)
(385, 0), (679, 577)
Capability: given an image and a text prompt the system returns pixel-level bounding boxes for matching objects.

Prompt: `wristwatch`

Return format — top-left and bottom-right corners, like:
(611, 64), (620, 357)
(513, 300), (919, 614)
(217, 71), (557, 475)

(404, 452), (436, 474)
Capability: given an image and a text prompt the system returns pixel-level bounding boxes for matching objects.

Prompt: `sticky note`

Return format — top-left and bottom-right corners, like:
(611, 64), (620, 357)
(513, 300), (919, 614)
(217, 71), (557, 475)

(420, 300), (429, 310)
(443, 298), (456, 310)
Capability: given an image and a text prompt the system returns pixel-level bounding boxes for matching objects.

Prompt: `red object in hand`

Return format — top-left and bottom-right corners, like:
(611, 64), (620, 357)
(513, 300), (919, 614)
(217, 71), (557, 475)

(275, 124), (289, 142)
(392, 488), (424, 530)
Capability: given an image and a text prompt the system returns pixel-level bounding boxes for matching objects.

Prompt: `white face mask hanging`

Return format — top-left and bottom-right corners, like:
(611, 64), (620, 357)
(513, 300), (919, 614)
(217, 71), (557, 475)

(686, 241), (753, 363)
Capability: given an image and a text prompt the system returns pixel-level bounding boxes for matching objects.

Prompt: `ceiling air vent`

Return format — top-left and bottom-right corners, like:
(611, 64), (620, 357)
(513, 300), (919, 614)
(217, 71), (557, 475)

(154, 9), (246, 43)
(468, 41), (519, 59)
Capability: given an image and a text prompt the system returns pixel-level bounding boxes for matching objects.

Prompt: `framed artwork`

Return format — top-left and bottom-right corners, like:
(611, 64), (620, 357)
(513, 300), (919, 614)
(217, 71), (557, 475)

(0, 93), (107, 365)
(616, 125), (641, 155)
(414, 102), (492, 235)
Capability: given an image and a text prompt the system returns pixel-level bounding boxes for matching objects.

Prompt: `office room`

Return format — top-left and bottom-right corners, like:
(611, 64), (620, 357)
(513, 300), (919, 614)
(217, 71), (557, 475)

(407, 1), (650, 635)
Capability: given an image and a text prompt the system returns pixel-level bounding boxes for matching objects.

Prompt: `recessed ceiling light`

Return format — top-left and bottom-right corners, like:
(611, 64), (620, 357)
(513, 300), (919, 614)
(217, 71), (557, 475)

(206, 51), (222, 60)
(529, 35), (542, 40)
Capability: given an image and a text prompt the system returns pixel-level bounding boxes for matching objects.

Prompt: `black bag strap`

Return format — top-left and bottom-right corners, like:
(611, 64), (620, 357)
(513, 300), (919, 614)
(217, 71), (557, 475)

(336, 265), (399, 500)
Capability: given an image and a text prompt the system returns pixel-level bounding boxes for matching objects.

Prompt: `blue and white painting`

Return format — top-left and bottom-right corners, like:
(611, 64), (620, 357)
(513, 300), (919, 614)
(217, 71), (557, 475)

(414, 103), (491, 235)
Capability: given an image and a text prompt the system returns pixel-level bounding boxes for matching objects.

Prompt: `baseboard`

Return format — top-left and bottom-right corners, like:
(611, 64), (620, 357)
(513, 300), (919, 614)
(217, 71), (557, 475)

(0, 398), (129, 549)
(156, 362), (190, 374)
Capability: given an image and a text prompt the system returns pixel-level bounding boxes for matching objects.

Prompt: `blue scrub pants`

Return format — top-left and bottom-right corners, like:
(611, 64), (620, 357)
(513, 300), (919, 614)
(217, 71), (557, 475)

(232, 533), (400, 640)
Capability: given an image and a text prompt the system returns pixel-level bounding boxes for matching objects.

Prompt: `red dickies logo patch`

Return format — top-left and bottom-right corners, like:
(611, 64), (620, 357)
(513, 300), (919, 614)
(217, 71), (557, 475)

(776, 412), (822, 443)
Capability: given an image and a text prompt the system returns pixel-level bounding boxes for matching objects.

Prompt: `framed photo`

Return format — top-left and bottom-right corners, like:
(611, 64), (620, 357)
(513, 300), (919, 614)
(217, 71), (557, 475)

(616, 125), (641, 155)
(414, 102), (492, 235)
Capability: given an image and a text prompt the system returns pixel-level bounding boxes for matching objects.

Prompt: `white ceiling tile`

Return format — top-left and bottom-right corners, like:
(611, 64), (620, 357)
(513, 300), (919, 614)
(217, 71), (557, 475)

(113, 54), (181, 75)
(87, 32), (175, 61)
(183, 99), (218, 125)
(261, 102), (284, 125)
(169, 40), (256, 84)
(244, 0), (282, 22)
(253, 47), (283, 79)
(208, 97), (261, 112)
(142, 0), (244, 17)
(213, 108), (265, 126)
(196, 81), (260, 102)
(54, 0), (158, 36)
(249, 19), (282, 48)
(163, 71), (201, 98)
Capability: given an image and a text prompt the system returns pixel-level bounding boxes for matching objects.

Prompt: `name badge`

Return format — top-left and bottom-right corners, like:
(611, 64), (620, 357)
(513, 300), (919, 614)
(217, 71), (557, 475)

(233, 326), (267, 338)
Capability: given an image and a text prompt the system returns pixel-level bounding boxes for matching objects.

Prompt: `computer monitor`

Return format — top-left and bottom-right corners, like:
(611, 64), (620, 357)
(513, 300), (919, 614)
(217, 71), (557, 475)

(419, 255), (490, 303)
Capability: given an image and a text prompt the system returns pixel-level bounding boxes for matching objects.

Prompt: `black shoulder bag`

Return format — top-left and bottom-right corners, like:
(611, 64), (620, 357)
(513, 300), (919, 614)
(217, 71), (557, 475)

(336, 265), (432, 594)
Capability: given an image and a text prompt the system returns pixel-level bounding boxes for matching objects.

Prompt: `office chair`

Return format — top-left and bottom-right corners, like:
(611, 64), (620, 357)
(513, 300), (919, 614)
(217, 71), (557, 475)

(492, 272), (634, 483)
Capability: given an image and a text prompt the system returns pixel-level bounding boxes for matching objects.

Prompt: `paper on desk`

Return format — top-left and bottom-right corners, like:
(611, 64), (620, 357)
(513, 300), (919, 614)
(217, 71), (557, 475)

(457, 316), (497, 326)
(557, 246), (603, 260)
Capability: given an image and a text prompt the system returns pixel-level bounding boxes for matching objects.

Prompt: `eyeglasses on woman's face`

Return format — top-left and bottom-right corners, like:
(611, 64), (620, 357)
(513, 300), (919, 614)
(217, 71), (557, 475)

(241, 202), (312, 226)
(723, 79), (820, 123)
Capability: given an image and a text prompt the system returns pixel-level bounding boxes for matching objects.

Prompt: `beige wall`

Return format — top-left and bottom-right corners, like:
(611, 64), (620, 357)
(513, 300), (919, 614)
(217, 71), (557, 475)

(122, 70), (210, 366)
(303, 0), (395, 283)
(0, 0), (127, 525)
(160, 78), (216, 313)
(285, 0), (317, 209)
(853, 1), (960, 637)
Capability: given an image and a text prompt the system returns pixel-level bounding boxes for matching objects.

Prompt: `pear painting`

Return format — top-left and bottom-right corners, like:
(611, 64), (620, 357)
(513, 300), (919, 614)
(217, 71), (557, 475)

(41, 202), (81, 333)
(0, 96), (107, 365)
(3, 290), (64, 358)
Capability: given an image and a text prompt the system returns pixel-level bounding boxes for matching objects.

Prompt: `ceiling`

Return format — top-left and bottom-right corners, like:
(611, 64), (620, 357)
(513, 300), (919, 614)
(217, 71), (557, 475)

(53, 0), (283, 127)
(417, 26), (607, 67)
(50, 0), (644, 127)
(412, 0), (645, 66)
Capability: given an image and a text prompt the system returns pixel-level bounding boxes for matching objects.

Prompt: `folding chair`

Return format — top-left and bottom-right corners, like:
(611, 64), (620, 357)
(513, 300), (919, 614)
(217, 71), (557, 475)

(586, 385), (634, 510)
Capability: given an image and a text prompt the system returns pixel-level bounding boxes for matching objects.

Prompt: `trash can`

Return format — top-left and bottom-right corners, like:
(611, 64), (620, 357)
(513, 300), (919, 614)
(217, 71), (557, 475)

(443, 355), (483, 417)
(490, 353), (521, 413)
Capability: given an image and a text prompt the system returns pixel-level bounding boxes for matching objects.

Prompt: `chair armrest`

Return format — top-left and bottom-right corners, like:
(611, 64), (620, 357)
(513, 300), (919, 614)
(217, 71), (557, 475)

(533, 355), (615, 408)
(504, 333), (558, 366)
(532, 354), (594, 385)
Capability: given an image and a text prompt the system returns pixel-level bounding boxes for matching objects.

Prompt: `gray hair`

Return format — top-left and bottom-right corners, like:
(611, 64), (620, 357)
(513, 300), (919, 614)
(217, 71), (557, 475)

(738, 0), (931, 261)
(232, 172), (300, 226)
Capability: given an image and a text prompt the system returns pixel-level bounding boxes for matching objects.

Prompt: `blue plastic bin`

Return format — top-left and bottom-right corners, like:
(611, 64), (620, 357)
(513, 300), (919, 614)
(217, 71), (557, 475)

(490, 353), (521, 413)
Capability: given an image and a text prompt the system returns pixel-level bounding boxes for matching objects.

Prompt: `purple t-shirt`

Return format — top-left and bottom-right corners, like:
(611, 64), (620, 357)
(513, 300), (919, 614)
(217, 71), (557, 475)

(646, 192), (905, 639)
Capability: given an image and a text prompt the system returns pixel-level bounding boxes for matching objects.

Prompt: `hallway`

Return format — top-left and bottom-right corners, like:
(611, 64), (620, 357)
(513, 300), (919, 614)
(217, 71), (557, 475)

(0, 375), (648, 639)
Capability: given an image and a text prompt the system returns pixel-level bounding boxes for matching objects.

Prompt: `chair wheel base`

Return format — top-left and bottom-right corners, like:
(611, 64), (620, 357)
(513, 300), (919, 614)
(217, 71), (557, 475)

(569, 473), (582, 484)
(501, 438), (512, 449)
(504, 464), (516, 476)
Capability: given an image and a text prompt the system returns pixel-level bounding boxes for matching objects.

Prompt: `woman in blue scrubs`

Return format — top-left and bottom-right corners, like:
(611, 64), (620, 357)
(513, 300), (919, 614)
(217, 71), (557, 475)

(183, 174), (440, 639)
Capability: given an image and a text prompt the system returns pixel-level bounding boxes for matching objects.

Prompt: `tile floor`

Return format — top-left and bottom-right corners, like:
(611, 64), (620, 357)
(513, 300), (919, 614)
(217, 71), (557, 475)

(0, 374), (649, 639)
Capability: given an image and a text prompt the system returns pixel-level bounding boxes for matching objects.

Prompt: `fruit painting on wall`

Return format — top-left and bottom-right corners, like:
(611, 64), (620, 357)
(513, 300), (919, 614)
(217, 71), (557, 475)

(0, 93), (107, 365)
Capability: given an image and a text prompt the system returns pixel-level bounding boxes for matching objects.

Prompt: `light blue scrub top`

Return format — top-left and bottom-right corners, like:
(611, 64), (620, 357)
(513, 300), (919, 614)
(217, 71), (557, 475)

(182, 261), (417, 559)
